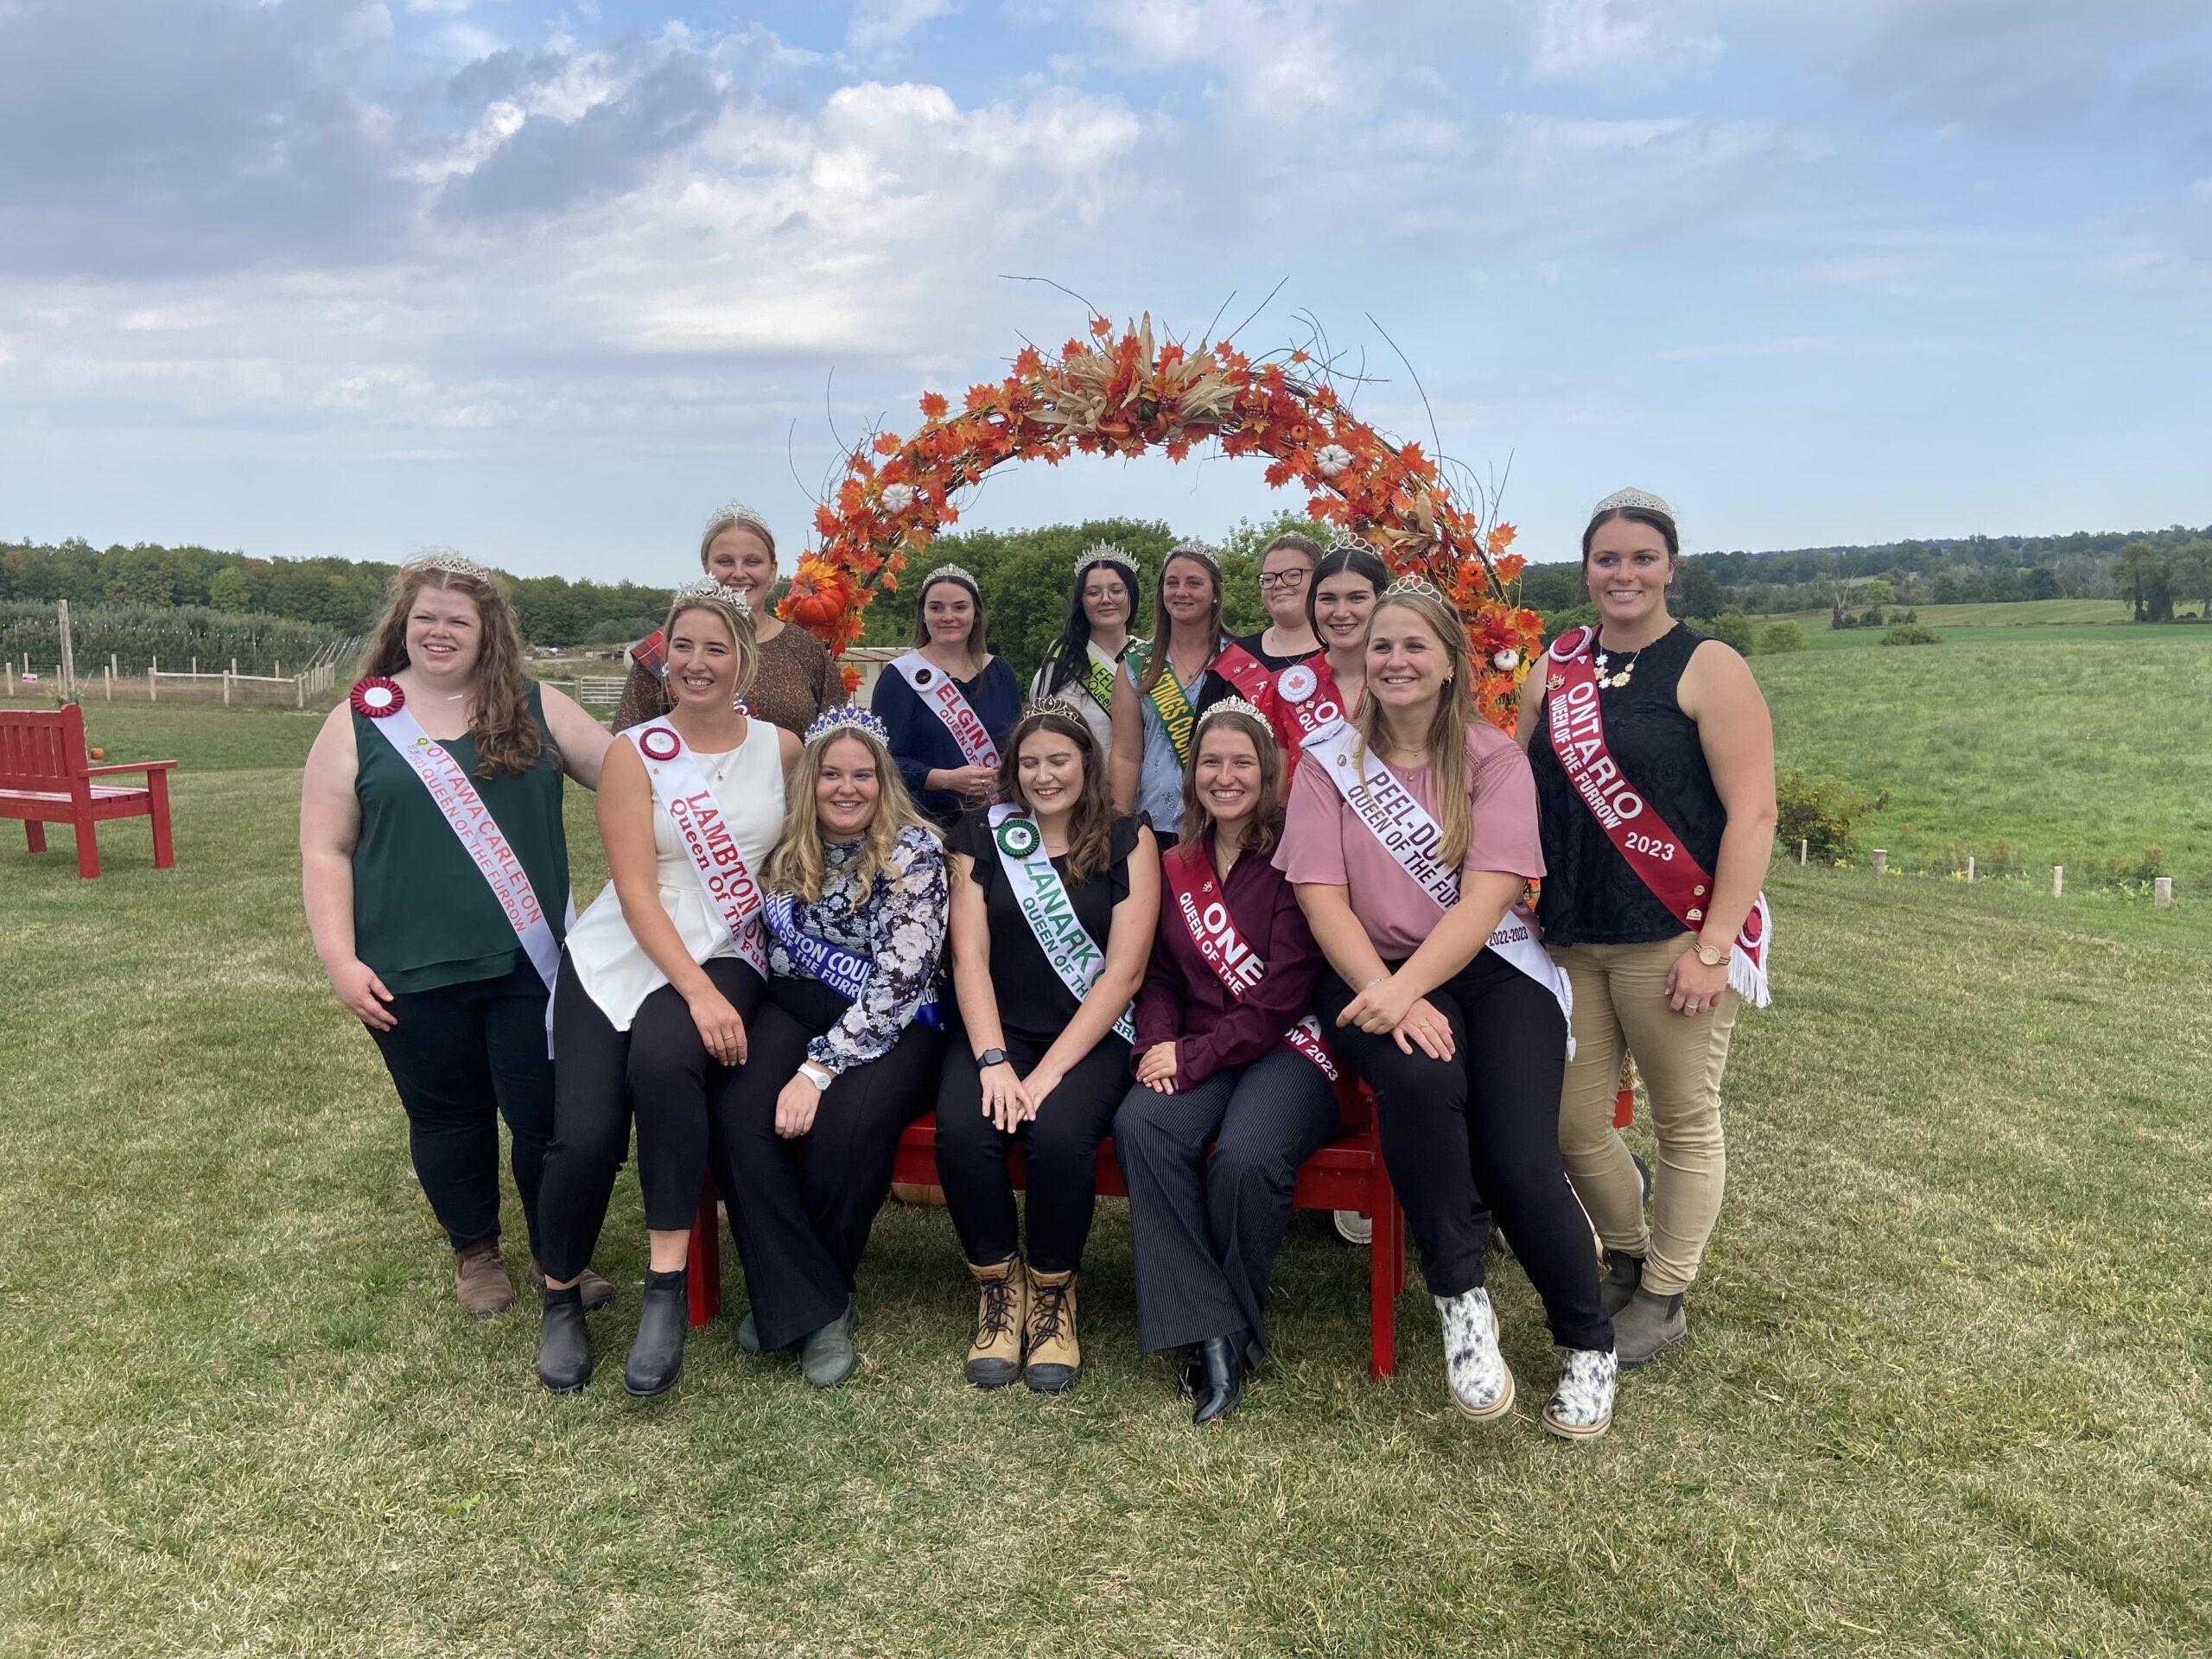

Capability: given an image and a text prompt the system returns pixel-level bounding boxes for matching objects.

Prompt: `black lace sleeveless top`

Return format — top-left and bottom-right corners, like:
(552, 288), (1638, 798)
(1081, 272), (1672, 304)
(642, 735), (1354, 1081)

(1529, 623), (1727, 946)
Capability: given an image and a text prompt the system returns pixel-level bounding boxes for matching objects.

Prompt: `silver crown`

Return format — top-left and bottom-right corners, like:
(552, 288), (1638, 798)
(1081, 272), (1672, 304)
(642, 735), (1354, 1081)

(1380, 573), (1456, 610)
(1590, 487), (1675, 525)
(803, 704), (890, 748)
(1198, 695), (1273, 732)
(702, 500), (774, 542)
(1075, 541), (1137, 578)
(406, 549), (493, 582)
(1165, 539), (1220, 569)
(671, 575), (753, 616)
(921, 563), (978, 589)
(1325, 533), (1382, 561)
(1021, 692), (1091, 727)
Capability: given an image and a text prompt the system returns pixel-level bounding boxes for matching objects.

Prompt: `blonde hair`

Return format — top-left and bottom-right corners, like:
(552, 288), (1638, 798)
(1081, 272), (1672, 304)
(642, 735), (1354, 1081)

(1352, 587), (1478, 869)
(1176, 705), (1284, 859)
(663, 589), (760, 706)
(700, 507), (777, 569)
(362, 557), (548, 779)
(764, 725), (937, 903)
(1139, 546), (1224, 694)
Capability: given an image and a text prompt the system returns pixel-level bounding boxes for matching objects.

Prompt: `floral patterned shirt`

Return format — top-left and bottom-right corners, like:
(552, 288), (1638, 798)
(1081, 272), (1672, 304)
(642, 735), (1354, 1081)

(768, 823), (949, 1075)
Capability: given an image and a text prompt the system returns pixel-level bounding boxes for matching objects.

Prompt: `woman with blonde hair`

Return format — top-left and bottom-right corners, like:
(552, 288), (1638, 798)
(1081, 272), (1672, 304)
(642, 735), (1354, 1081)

(1278, 577), (1616, 1440)
(302, 552), (613, 1320)
(709, 705), (950, 1389)
(1114, 699), (1338, 1424)
(535, 579), (800, 1395)
(873, 563), (1021, 826)
(613, 502), (841, 735)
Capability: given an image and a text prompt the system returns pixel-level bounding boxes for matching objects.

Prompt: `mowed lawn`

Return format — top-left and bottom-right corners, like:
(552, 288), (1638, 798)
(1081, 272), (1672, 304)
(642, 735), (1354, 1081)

(3, 702), (2209, 1658)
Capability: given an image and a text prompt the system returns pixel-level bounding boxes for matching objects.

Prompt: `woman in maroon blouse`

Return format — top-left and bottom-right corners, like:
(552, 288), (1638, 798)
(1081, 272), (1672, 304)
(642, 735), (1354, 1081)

(1113, 698), (1340, 1425)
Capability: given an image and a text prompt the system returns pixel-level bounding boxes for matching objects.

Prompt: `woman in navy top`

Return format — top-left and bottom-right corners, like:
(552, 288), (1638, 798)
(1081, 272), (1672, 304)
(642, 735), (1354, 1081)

(871, 564), (1020, 825)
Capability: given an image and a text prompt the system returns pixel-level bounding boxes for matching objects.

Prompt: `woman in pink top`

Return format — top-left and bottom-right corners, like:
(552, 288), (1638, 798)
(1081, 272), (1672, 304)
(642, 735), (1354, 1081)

(1277, 578), (1616, 1441)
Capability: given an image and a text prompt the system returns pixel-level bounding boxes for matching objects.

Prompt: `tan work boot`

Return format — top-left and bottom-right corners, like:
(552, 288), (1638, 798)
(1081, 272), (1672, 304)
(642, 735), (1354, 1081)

(454, 1238), (514, 1318)
(964, 1255), (1028, 1389)
(527, 1258), (616, 1312)
(1022, 1267), (1080, 1393)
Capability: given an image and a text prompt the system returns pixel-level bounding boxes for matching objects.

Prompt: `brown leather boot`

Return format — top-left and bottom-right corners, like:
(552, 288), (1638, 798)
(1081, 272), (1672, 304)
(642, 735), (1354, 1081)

(454, 1238), (514, 1318)
(964, 1255), (1027, 1389)
(1022, 1267), (1080, 1393)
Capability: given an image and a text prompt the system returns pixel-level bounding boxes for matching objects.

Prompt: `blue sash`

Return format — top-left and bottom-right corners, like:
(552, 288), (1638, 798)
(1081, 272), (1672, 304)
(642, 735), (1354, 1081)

(762, 890), (942, 1029)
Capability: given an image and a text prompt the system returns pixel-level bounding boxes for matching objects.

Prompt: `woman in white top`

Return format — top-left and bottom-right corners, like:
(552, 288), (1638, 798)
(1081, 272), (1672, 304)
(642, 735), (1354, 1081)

(536, 579), (801, 1396)
(1028, 541), (1140, 760)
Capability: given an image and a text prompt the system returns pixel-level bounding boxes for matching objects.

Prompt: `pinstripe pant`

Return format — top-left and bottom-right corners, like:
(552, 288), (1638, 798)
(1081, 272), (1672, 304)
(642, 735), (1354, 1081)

(1113, 1046), (1340, 1363)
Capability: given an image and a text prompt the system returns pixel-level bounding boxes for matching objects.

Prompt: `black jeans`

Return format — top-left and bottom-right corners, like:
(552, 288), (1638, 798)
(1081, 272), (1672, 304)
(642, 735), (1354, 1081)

(365, 960), (555, 1257)
(710, 977), (942, 1351)
(1113, 1046), (1340, 1362)
(1319, 952), (1610, 1351)
(535, 953), (764, 1285)
(935, 1033), (1132, 1274)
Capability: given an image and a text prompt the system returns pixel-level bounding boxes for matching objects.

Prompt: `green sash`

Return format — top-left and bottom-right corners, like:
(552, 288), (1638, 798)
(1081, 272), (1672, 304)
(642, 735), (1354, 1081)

(1123, 639), (1206, 764)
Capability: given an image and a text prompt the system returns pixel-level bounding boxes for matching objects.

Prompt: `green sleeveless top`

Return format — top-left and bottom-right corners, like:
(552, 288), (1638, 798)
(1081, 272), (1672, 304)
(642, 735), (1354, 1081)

(351, 680), (570, 994)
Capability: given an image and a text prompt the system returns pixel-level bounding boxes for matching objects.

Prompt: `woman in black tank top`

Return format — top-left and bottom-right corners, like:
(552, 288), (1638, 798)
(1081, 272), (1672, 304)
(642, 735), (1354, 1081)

(1516, 490), (1776, 1368)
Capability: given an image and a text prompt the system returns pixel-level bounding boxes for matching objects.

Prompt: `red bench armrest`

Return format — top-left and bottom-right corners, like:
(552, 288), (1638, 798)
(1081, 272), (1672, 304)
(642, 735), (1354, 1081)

(84, 760), (180, 777)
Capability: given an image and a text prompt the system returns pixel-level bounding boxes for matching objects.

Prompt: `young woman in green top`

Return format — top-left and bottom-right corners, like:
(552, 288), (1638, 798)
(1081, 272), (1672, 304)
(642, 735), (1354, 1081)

(301, 553), (613, 1319)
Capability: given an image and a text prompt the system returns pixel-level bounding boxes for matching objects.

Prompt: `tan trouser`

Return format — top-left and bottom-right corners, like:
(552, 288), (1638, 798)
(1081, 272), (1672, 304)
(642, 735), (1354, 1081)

(1552, 933), (1738, 1297)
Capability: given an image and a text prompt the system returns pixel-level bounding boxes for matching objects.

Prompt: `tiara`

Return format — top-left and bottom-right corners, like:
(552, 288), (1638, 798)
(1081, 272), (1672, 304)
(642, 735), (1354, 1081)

(1021, 693), (1090, 726)
(922, 563), (977, 589)
(1325, 533), (1382, 561)
(405, 550), (493, 582)
(1164, 539), (1220, 569)
(1074, 541), (1137, 578)
(1198, 695), (1272, 731)
(1380, 573), (1456, 610)
(1590, 487), (1675, 525)
(803, 704), (890, 747)
(670, 575), (752, 616)
(702, 500), (773, 542)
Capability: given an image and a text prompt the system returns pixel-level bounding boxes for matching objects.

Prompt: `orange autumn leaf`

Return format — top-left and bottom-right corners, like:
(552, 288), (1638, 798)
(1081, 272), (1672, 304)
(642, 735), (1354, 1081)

(1089, 316), (1114, 338)
(1012, 345), (1044, 378)
(919, 391), (949, 420)
(872, 433), (900, 457)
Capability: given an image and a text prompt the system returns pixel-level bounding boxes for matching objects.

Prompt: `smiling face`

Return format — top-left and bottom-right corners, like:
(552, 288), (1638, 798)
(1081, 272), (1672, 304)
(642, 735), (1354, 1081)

(1160, 555), (1216, 627)
(1312, 569), (1378, 654)
(404, 582), (484, 680)
(1016, 725), (1085, 817)
(922, 580), (976, 652)
(1194, 723), (1264, 832)
(1367, 601), (1452, 716)
(1583, 515), (1675, 631)
(704, 526), (776, 604)
(664, 607), (740, 708)
(815, 734), (881, 839)
(1080, 567), (1132, 632)
(1257, 544), (1314, 627)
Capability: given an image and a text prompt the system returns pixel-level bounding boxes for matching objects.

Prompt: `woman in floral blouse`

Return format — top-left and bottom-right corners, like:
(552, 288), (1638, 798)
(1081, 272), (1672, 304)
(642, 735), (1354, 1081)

(708, 706), (948, 1389)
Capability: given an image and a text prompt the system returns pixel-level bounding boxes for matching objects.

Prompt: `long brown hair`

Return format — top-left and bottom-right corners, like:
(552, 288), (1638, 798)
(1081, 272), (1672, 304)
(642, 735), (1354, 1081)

(1138, 544), (1223, 693)
(361, 557), (549, 779)
(912, 570), (989, 657)
(764, 722), (936, 903)
(1352, 586), (1478, 869)
(993, 708), (1116, 884)
(1176, 704), (1284, 860)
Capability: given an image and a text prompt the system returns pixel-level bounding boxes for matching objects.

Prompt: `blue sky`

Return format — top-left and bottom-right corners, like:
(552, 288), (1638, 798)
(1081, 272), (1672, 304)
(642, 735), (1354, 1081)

(1, 0), (2207, 582)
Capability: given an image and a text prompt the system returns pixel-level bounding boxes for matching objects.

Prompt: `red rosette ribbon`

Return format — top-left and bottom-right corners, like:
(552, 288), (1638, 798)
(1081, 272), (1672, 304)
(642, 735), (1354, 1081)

(351, 676), (405, 719)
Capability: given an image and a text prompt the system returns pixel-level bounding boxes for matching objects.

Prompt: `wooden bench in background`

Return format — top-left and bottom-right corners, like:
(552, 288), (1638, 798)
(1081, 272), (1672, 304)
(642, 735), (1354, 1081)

(0, 704), (177, 879)
(685, 1079), (1412, 1379)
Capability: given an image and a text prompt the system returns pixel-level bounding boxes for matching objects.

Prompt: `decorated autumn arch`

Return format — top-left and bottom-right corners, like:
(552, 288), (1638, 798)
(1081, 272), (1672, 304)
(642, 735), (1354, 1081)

(780, 315), (1541, 728)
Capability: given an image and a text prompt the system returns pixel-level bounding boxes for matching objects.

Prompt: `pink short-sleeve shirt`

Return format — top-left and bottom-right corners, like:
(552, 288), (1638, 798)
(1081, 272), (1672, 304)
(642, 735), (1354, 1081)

(1274, 721), (1545, 960)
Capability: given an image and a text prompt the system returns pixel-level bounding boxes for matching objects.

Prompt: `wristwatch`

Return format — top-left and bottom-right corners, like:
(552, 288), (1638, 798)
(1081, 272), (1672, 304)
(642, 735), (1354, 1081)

(798, 1061), (834, 1091)
(1694, 942), (1731, 968)
(976, 1047), (1010, 1070)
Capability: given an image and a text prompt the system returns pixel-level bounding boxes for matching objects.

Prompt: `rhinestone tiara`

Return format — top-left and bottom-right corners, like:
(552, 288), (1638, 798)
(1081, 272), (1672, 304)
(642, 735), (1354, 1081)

(1197, 695), (1273, 733)
(702, 500), (773, 542)
(1020, 692), (1092, 728)
(1164, 539), (1220, 569)
(406, 549), (493, 582)
(1075, 541), (1138, 578)
(1324, 532), (1382, 561)
(803, 703), (890, 748)
(670, 575), (753, 616)
(921, 563), (978, 589)
(1379, 573), (1456, 610)
(1590, 486), (1675, 525)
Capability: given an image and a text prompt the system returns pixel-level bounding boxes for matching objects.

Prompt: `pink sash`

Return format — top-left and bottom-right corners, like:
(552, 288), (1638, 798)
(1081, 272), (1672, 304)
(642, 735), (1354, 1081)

(1161, 846), (1336, 1079)
(1543, 626), (1771, 1006)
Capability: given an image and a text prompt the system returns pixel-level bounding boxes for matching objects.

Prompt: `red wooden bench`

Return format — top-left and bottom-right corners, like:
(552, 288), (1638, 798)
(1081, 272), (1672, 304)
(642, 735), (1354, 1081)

(685, 1079), (1412, 1379)
(0, 703), (176, 879)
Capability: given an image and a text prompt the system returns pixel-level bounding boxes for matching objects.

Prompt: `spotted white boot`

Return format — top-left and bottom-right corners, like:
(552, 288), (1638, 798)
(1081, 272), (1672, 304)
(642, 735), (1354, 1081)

(1434, 1287), (1514, 1421)
(1542, 1347), (1617, 1441)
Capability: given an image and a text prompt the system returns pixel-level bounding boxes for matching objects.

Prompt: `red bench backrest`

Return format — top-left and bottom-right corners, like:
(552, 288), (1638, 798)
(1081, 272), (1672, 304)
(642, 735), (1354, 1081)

(0, 705), (90, 790)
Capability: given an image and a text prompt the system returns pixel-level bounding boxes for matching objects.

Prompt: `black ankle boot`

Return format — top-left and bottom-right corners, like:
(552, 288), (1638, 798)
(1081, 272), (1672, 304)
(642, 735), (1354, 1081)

(1192, 1333), (1245, 1427)
(624, 1268), (688, 1398)
(537, 1286), (593, 1393)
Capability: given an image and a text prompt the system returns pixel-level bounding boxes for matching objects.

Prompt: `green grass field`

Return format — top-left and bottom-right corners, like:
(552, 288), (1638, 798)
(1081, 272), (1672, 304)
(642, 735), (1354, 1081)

(3, 696), (2208, 1656)
(1770, 600), (2141, 630)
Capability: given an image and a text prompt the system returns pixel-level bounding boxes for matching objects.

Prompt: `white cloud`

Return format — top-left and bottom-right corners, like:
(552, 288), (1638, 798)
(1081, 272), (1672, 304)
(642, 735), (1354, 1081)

(1530, 0), (1721, 83)
(846, 0), (957, 54)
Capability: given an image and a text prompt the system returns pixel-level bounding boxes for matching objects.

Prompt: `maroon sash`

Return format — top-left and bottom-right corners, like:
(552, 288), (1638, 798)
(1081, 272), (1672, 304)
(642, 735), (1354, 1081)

(1160, 846), (1337, 1079)
(1543, 626), (1771, 1006)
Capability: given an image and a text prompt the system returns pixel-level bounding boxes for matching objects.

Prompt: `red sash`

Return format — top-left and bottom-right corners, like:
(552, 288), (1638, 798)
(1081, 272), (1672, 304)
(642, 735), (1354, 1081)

(1210, 639), (1279, 706)
(1160, 845), (1337, 1081)
(1543, 626), (1771, 1007)
(1263, 656), (1351, 762)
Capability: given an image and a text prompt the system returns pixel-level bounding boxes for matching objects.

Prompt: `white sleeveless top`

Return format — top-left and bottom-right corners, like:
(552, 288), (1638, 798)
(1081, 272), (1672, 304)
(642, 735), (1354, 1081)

(563, 718), (785, 1031)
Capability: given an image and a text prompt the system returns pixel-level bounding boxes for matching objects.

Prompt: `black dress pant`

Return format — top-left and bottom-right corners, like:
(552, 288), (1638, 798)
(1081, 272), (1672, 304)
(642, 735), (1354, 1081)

(535, 953), (764, 1284)
(936, 1032), (1132, 1274)
(1319, 952), (1610, 1351)
(365, 960), (555, 1257)
(1113, 1046), (1340, 1363)
(710, 976), (942, 1352)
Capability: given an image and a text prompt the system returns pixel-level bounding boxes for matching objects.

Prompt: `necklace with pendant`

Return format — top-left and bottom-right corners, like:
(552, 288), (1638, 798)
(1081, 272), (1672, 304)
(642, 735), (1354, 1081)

(1593, 641), (1644, 690)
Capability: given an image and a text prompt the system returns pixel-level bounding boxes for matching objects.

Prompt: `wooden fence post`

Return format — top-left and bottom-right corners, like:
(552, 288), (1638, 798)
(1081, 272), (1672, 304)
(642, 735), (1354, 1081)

(1872, 849), (1888, 874)
(150, 657), (158, 702)
(296, 673), (305, 709)
(1798, 838), (1808, 866)
(2052, 865), (2063, 898)
(223, 670), (232, 707)
(3, 662), (10, 696)
(1966, 855), (1975, 885)
(192, 656), (198, 675)
(105, 664), (113, 700)
(2154, 877), (2173, 909)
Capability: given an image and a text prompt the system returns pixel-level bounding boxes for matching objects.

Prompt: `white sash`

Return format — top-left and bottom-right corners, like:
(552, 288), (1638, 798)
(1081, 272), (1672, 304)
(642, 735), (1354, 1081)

(1304, 722), (1573, 1047)
(890, 650), (1000, 769)
(620, 721), (768, 977)
(987, 803), (1135, 1041)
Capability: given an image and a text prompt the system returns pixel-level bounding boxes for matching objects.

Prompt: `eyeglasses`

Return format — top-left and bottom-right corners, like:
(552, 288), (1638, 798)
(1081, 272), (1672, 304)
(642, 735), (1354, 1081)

(1256, 570), (1310, 592)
